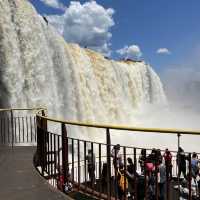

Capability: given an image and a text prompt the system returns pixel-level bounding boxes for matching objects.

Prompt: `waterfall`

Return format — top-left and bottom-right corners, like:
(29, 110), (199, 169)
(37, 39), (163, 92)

(0, 0), (167, 142)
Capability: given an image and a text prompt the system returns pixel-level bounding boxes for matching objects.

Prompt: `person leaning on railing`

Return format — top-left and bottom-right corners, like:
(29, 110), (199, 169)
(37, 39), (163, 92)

(163, 148), (173, 180)
(111, 144), (123, 170)
(139, 149), (146, 175)
(86, 149), (96, 185)
(177, 147), (187, 179)
(125, 157), (139, 199)
(111, 144), (123, 199)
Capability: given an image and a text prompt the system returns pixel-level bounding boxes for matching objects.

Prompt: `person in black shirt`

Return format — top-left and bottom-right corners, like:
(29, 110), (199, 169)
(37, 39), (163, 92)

(177, 147), (187, 179)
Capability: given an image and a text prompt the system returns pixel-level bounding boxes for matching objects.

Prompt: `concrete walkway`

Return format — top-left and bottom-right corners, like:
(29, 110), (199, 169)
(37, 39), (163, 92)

(0, 146), (71, 200)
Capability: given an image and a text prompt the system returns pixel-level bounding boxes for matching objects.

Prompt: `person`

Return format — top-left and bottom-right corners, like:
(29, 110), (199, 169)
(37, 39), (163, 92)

(57, 165), (72, 193)
(86, 149), (96, 185)
(163, 148), (173, 180)
(177, 147), (187, 179)
(126, 158), (138, 199)
(191, 152), (199, 178)
(139, 149), (146, 174)
(117, 163), (128, 200)
(158, 159), (166, 200)
(147, 148), (157, 165)
(101, 163), (107, 193)
(111, 144), (123, 170)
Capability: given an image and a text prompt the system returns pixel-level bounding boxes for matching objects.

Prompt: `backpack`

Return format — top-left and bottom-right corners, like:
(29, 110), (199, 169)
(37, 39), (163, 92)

(118, 170), (128, 192)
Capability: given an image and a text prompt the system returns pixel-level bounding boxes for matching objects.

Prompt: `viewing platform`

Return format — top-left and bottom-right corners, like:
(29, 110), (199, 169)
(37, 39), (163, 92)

(0, 146), (71, 200)
(0, 108), (199, 200)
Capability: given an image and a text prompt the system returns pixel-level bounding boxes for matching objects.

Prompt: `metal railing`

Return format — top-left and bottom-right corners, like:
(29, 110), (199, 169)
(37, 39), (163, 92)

(34, 108), (200, 200)
(0, 108), (199, 199)
(0, 108), (44, 146)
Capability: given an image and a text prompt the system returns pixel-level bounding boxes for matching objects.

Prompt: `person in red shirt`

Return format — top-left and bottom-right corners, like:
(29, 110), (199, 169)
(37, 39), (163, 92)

(163, 148), (172, 180)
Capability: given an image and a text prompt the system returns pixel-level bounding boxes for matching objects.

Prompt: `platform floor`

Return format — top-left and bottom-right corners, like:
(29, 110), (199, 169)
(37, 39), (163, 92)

(0, 146), (71, 200)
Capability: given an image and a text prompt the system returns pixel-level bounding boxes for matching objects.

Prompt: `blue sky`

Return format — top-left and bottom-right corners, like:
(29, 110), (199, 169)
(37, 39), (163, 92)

(30, 0), (200, 75)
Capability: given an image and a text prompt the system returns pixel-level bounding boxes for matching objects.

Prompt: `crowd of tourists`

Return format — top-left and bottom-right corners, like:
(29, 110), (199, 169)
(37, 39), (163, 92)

(109, 144), (200, 200)
(57, 144), (200, 200)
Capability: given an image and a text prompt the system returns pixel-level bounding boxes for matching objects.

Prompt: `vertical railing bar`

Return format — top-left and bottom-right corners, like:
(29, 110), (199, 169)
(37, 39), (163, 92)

(166, 156), (170, 200)
(0, 117), (3, 144)
(61, 123), (68, 192)
(134, 148), (138, 200)
(53, 134), (56, 180)
(57, 135), (61, 190)
(3, 117), (6, 144)
(84, 141), (87, 191)
(123, 146), (127, 200)
(2, 117), (4, 144)
(188, 153), (192, 200)
(144, 151), (147, 200)
(30, 116), (33, 142)
(7, 117), (10, 144)
(72, 139), (74, 183)
(99, 143), (102, 198)
(10, 110), (14, 148)
(78, 139), (80, 190)
(26, 116), (28, 142)
(14, 117), (17, 143)
(34, 116), (37, 142)
(114, 147), (118, 200)
(177, 133), (181, 199)
(106, 128), (111, 200)
(91, 142), (94, 191)
(46, 131), (48, 174)
(18, 117), (21, 143)
(155, 164), (159, 200)
(50, 133), (53, 177)
(22, 117), (25, 142)
(44, 128), (47, 172)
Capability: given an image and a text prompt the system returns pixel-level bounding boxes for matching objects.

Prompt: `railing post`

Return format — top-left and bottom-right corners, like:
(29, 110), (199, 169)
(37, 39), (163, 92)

(106, 128), (111, 200)
(155, 164), (159, 200)
(123, 146), (127, 200)
(10, 109), (14, 148)
(134, 148), (138, 200)
(98, 143), (102, 198)
(177, 133), (181, 199)
(166, 160), (170, 200)
(84, 141), (87, 191)
(188, 153), (192, 200)
(61, 123), (68, 192)
(41, 111), (47, 175)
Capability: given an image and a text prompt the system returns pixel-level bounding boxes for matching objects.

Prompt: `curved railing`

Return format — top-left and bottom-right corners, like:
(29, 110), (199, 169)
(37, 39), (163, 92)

(0, 108), (199, 200)
(35, 108), (200, 200)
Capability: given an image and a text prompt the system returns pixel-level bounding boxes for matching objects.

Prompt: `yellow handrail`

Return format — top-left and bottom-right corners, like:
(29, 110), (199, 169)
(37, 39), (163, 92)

(36, 109), (200, 136)
(1, 107), (200, 136)
(0, 107), (46, 112)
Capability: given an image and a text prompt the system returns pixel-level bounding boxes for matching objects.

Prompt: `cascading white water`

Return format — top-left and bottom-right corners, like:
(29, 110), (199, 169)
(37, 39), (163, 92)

(0, 0), (168, 145)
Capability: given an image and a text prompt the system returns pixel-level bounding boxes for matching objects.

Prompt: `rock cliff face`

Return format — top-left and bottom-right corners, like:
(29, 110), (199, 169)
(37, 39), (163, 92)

(0, 0), (166, 125)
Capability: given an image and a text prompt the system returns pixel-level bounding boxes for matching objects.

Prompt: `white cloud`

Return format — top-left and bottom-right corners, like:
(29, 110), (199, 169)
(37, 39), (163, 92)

(156, 48), (171, 55)
(40, 0), (65, 9)
(116, 45), (142, 59)
(47, 1), (115, 56)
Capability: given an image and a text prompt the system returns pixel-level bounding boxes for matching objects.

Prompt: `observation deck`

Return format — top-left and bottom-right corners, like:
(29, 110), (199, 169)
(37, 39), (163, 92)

(0, 108), (199, 200)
